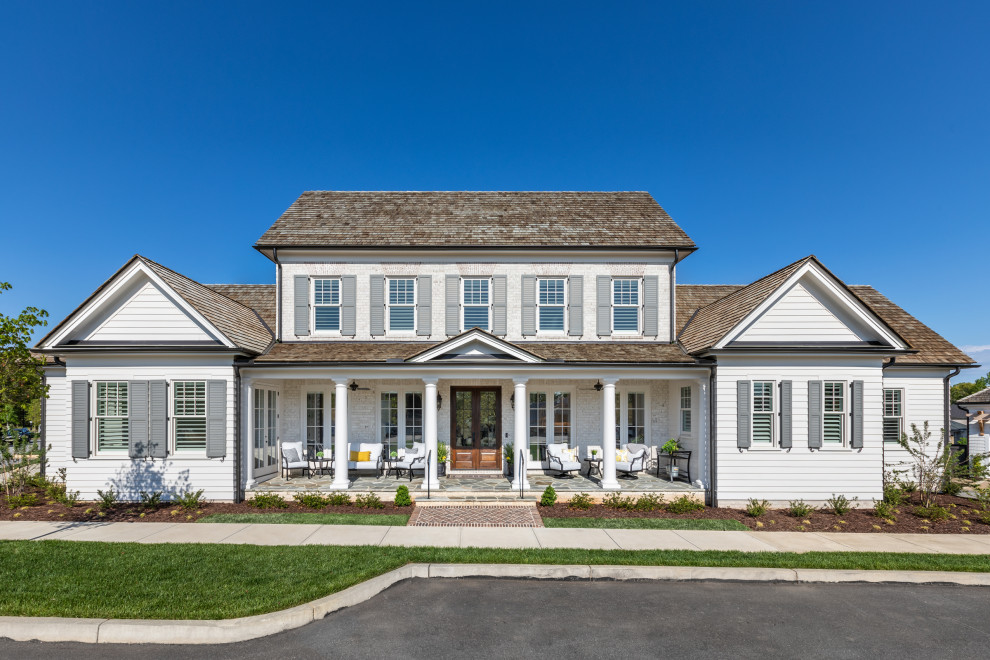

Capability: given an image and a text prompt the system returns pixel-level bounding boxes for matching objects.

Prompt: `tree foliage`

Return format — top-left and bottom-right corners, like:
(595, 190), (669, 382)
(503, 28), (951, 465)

(894, 421), (950, 508)
(0, 282), (49, 428)
(952, 370), (990, 403)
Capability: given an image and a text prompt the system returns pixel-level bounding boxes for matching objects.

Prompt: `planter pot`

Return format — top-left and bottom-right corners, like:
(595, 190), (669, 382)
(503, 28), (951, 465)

(670, 466), (679, 479)
(438, 463), (447, 477)
(504, 463), (513, 477)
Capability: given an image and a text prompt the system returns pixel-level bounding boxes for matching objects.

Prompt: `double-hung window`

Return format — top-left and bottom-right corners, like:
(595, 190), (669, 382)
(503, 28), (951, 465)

(883, 388), (904, 444)
(313, 278), (341, 332)
(680, 386), (692, 434)
(614, 390), (647, 447)
(387, 278), (416, 333)
(380, 391), (424, 454)
(823, 381), (846, 446)
(537, 278), (566, 332)
(751, 381), (774, 446)
(529, 391), (572, 460)
(173, 381), (207, 452)
(95, 382), (128, 452)
(462, 278), (491, 331)
(612, 278), (641, 334)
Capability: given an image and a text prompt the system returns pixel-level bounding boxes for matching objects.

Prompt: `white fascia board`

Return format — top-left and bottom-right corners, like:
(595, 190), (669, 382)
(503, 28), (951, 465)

(408, 329), (542, 363)
(275, 248), (677, 265)
(42, 261), (236, 349)
(714, 261), (908, 350)
(240, 364), (710, 381)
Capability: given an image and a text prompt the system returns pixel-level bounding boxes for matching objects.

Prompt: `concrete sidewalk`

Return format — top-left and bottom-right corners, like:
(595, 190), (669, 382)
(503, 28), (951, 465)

(3, 520), (990, 554)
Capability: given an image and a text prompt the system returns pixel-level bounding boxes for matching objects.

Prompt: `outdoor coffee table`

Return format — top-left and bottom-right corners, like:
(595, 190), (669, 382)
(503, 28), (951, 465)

(309, 456), (333, 477)
(583, 458), (603, 478)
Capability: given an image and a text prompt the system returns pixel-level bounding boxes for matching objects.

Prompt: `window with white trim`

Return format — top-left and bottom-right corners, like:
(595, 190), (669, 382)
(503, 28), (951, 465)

(173, 381), (207, 452)
(680, 386), (692, 434)
(462, 278), (491, 331)
(883, 388), (904, 444)
(313, 278), (341, 332)
(537, 278), (566, 332)
(529, 391), (572, 460)
(387, 278), (416, 333)
(614, 390), (647, 447)
(380, 391), (424, 454)
(823, 381), (845, 445)
(612, 278), (641, 334)
(751, 381), (774, 446)
(95, 382), (128, 452)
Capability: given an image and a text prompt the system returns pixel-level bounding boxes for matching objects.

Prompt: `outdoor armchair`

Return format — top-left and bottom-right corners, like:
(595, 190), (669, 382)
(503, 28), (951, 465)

(280, 440), (311, 479)
(543, 443), (582, 478)
(616, 443), (648, 478)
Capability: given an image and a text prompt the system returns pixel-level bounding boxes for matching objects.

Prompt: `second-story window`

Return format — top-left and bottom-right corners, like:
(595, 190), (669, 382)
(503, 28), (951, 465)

(387, 278), (416, 332)
(313, 278), (340, 332)
(612, 278), (641, 334)
(537, 278), (566, 332)
(462, 278), (491, 331)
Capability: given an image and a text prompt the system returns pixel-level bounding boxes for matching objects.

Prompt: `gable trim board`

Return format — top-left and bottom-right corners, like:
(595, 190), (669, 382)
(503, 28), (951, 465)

(406, 328), (544, 363)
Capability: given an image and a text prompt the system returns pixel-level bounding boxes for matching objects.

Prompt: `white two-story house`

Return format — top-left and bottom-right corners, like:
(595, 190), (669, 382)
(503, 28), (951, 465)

(36, 192), (977, 505)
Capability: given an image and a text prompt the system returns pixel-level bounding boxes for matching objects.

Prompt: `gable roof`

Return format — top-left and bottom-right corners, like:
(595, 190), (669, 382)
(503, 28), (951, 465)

(37, 256), (274, 355)
(205, 284), (277, 332)
(255, 191), (697, 251)
(957, 386), (990, 405)
(406, 328), (545, 363)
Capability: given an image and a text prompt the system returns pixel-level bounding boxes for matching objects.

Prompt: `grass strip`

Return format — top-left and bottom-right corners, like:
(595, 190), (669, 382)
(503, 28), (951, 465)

(199, 512), (409, 526)
(543, 517), (747, 530)
(2, 540), (989, 620)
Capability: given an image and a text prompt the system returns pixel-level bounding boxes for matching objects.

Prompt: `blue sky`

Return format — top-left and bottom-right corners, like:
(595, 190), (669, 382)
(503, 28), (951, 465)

(1, 1), (987, 377)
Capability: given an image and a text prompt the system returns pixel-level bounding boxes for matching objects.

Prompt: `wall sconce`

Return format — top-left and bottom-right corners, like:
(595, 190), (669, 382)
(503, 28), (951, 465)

(510, 393), (514, 409)
(349, 381), (359, 392)
(436, 393), (443, 411)
(594, 380), (603, 392)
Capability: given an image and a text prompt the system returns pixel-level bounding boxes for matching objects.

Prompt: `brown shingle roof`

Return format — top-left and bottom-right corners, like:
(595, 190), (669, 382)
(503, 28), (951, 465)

(255, 191), (696, 250)
(205, 284), (277, 333)
(675, 284), (743, 336)
(958, 387), (990, 405)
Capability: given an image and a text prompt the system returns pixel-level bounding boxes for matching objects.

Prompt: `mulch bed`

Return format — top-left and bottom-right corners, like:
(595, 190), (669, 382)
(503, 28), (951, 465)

(539, 493), (990, 534)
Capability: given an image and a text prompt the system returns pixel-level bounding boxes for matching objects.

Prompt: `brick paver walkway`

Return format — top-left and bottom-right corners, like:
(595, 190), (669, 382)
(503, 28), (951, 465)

(408, 505), (544, 527)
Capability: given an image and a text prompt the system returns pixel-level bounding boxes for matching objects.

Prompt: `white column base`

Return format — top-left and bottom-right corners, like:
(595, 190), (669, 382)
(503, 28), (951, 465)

(419, 479), (441, 491)
(510, 475), (531, 491)
(599, 479), (622, 491)
(328, 479), (350, 491)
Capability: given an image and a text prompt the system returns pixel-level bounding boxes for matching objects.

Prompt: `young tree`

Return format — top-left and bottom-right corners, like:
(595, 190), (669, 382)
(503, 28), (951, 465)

(0, 282), (49, 431)
(895, 421), (950, 508)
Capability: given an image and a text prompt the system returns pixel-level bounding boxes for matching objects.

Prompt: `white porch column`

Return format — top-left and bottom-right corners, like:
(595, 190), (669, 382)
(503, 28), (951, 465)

(600, 377), (621, 490)
(242, 377), (254, 491)
(697, 377), (709, 490)
(511, 378), (531, 491)
(331, 378), (350, 490)
(421, 378), (441, 490)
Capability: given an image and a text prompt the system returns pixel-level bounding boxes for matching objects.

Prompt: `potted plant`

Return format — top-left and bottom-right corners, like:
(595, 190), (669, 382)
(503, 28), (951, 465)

(390, 449), (398, 460)
(503, 442), (514, 476)
(437, 443), (448, 476)
(316, 450), (324, 459)
(661, 438), (681, 479)
(591, 448), (599, 459)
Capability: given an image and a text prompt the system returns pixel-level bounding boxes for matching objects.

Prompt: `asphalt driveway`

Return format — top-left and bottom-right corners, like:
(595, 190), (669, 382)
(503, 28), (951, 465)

(3, 578), (989, 659)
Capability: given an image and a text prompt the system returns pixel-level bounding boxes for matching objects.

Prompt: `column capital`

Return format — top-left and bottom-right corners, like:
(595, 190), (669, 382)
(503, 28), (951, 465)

(601, 377), (620, 386)
(331, 376), (350, 387)
(512, 377), (529, 386)
(422, 377), (439, 386)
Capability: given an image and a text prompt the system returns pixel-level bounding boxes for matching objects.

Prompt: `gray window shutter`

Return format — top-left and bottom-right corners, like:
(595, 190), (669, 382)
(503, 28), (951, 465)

(293, 275), (309, 336)
(596, 275), (611, 337)
(369, 274), (385, 337)
(568, 276), (583, 337)
(445, 275), (460, 335)
(520, 275), (536, 336)
(417, 275), (432, 336)
(206, 380), (227, 458)
(340, 275), (356, 336)
(644, 275), (659, 337)
(808, 380), (823, 449)
(736, 380), (751, 449)
(851, 380), (864, 449)
(71, 380), (90, 459)
(779, 380), (792, 449)
(128, 381), (149, 459)
(149, 380), (168, 459)
(492, 275), (507, 336)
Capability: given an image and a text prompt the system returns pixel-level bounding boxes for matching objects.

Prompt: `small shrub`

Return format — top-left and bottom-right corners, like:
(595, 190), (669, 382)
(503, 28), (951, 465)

(974, 486), (990, 512)
(57, 490), (80, 507)
(979, 512), (990, 526)
(787, 499), (813, 517)
(634, 493), (664, 512)
(539, 485), (557, 507)
(873, 499), (895, 519)
(969, 455), (988, 481)
(293, 492), (328, 509)
(96, 488), (117, 510)
(326, 493), (352, 506)
(943, 480), (963, 496)
(900, 480), (917, 494)
(7, 493), (38, 508)
(44, 481), (67, 501)
(175, 489), (206, 511)
(666, 495), (704, 514)
(883, 483), (907, 506)
(568, 492), (594, 510)
(139, 490), (164, 509)
(354, 493), (385, 509)
(823, 494), (856, 516)
(602, 493), (636, 510)
(393, 485), (413, 507)
(914, 504), (950, 522)
(248, 493), (288, 509)
(745, 498), (770, 518)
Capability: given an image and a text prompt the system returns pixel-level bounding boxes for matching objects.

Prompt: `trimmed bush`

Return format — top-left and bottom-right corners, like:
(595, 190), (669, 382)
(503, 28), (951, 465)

(249, 493), (288, 509)
(175, 489), (206, 511)
(787, 499), (813, 517)
(666, 495), (704, 514)
(823, 494), (855, 516)
(394, 486), (413, 507)
(568, 492), (594, 510)
(293, 492), (328, 509)
(745, 498), (770, 518)
(873, 499), (895, 520)
(602, 493), (637, 510)
(539, 485), (558, 507)
(326, 493), (352, 507)
(914, 504), (950, 523)
(354, 493), (385, 509)
(7, 493), (38, 508)
(635, 493), (664, 512)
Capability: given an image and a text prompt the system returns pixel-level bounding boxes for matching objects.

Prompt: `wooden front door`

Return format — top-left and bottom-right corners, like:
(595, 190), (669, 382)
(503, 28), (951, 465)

(450, 387), (502, 470)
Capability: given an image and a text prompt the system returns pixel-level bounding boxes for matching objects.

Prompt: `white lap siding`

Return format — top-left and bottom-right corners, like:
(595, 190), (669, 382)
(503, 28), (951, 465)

(881, 367), (952, 477)
(48, 355), (237, 502)
(715, 356), (885, 506)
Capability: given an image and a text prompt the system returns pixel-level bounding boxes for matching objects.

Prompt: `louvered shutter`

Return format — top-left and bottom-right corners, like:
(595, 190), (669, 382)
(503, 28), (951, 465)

(736, 380), (751, 449)
(293, 275), (309, 336)
(369, 274), (385, 337)
(644, 275), (658, 337)
(128, 381), (149, 458)
(492, 275), (507, 336)
(445, 275), (460, 335)
(808, 380), (823, 449)
(850, 380), (864, 449)
(568, 276), (583, 336)
(779, 380), (792, 449)
(417, 275), (432, 336)
(521, 275), (536, 336)
(148, 380), (168, 459)
(206, 380), (227, 458)
(340, 275), (356, 336)
(71, 380), (90, 459)
(596, 275), (611, 336)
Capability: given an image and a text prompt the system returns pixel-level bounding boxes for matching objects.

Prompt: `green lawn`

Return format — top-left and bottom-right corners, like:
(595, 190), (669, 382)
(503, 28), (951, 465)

(199, 512), (410, 526)
(2, 540), (990, 620)
(543, 517), (748, 530)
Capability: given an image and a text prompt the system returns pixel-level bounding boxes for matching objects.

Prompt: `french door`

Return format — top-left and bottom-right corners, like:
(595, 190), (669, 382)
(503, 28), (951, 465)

(253, 388), (278, 479)
(450, 387), (501, 470)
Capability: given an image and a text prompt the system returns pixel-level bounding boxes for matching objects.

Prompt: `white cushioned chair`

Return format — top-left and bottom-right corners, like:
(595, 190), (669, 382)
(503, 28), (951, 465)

(616, 443), (649, 479)
(543, 443), (581, 478)
(391, 442), (427, 481)
(347, 442), (384, 476)
(280, 441), (311, 479)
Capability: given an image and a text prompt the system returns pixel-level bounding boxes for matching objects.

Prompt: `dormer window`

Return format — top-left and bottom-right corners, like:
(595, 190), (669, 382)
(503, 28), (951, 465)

(313, 278), (341, 332)
(612, 278), (641, 334)
(462, 278), (491, 331)
(537, 278), (566, 332)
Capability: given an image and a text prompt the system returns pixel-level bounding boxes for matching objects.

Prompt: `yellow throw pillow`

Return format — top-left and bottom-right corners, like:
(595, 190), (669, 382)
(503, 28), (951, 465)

(350, 450), (360, 462)
(350, 450), (372, 462)
(616, 449), (629, 462)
